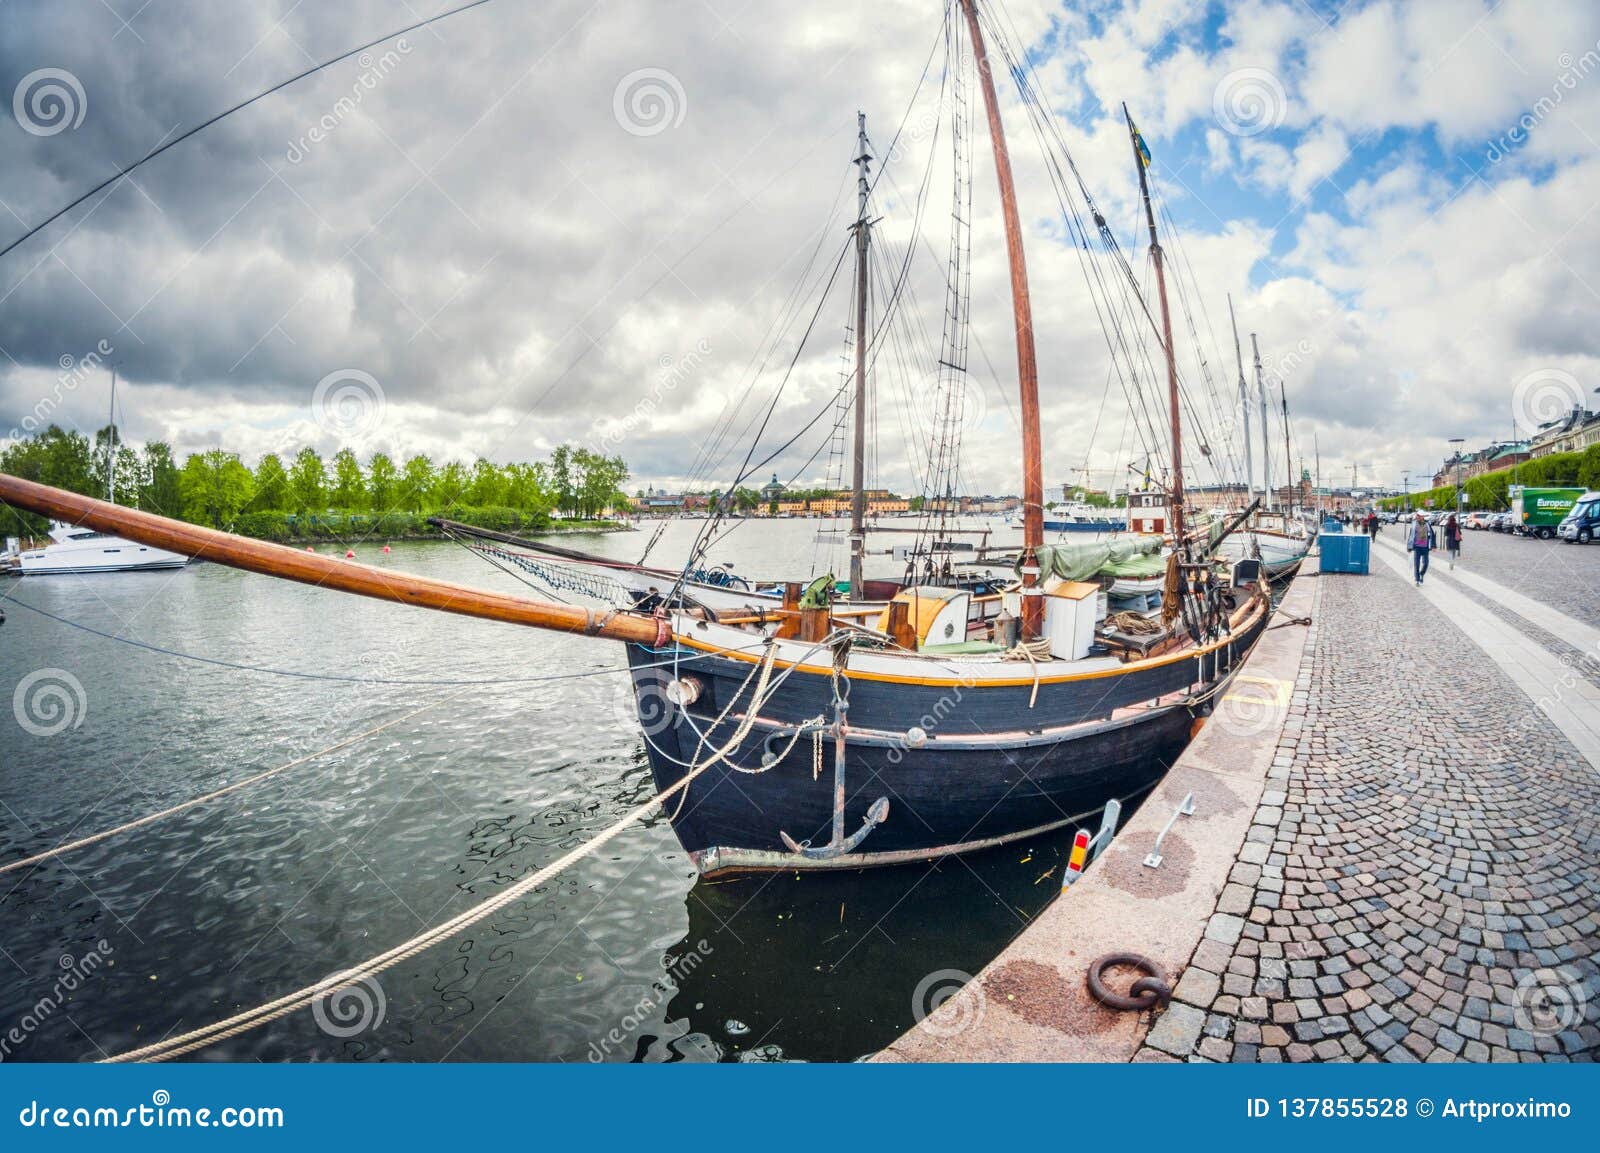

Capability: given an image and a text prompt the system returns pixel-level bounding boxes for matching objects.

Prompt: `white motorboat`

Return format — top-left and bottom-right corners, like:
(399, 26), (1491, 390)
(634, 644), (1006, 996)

(17, 366), (192, 576)
(1216, 519), (1311, 578)
(19, 521), (190, 575)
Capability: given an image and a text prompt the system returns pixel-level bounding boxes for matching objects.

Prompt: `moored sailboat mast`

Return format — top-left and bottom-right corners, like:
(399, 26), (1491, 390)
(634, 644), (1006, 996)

(1252, 332), (1271, 511)
(959, 0), (1044, 638)
(1280, 370), (1294, 514)
(1122, 104), (1186, 554)
(1228, 294), (1253, 503)
(849, 112), (872, 597)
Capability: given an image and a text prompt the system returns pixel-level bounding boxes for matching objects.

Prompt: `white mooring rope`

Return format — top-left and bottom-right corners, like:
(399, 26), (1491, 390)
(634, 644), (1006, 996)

(0, 693), (468, 878)
(102, 640), (781, 1063)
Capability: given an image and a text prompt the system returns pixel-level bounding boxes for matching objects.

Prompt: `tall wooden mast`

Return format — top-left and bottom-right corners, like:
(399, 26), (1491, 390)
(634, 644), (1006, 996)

(849, 112), (872, 598)
(1123, 103), (1185, 553)
(1228, 294), (1253, 503)
(959, 0), (1044, 637)
(1252, 332), (1271, 511)
(1279, 371), (1294, 514)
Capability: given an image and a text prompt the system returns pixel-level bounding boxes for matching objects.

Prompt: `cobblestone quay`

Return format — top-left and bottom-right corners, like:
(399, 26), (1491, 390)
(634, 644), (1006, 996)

(1140, 562), (1600, 1063)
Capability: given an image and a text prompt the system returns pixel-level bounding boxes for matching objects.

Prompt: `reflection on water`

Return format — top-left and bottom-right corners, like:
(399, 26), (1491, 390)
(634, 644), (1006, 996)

(0, 519), (1181, 1062)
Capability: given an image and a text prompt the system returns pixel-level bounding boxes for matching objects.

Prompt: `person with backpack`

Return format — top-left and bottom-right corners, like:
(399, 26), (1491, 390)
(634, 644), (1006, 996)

(1443, 513), (1462, 569)
(1408, 510), (1436, 585)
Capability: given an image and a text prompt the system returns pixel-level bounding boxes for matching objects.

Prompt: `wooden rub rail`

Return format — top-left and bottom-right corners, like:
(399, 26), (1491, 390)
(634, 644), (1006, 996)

(0, 474), (664, 645)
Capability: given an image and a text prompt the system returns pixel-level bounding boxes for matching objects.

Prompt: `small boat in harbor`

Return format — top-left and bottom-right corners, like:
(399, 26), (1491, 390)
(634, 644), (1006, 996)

(1045, 502), (1127, 534)
(18, 521), (189, 575)
(15, 367), (190, 576)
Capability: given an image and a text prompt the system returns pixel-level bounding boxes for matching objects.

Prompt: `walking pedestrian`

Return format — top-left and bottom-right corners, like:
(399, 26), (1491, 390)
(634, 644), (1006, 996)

(1444, 512), (1462, 570)
(1367, 511), (1379, 540)
(1408, 510), (1435, 585)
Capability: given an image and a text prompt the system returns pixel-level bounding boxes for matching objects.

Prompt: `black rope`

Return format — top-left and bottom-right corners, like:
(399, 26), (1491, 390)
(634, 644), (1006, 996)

(0, 594), (719, 685)
(1, 0), (500, 262)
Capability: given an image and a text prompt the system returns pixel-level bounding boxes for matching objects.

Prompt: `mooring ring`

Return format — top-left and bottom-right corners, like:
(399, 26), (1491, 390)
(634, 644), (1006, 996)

(1086, 952), (1172, 1011)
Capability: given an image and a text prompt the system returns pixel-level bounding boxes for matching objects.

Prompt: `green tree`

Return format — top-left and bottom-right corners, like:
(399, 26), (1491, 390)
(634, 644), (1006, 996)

(399, 454), (434, 512)
(329, 448), (367, 510)
(550, 444), (573, 515)
(141, 442), (182, 515)
(503, 461), (550, 513)
(367, 452), (398, 512)
(252, 452), (290, 512)
(0, 426), (96, 535)
(180, 450), (254, 528)
(114, 445), (143, 504)
(287, 447), (327, 515)
(466, 458), (508, 507)
(433, 460), (468, 509)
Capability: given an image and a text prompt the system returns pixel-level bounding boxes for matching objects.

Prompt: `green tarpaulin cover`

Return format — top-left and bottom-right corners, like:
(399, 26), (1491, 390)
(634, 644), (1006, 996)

(1023, 535), (1164, 582)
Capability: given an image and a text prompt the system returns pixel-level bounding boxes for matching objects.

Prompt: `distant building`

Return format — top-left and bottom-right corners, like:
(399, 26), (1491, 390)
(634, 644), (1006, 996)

(1530, 408), (1600, 458)
(1432, 440), (1533, 487)
(759, 473), (787, 504)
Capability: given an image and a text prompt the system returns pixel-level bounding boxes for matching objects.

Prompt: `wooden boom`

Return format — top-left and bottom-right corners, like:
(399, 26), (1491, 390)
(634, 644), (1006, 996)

(0, 474), (665, 645)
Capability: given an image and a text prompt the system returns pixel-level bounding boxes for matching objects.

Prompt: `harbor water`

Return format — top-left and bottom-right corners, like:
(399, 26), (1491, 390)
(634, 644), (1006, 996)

(0, 518), (1176, 1062)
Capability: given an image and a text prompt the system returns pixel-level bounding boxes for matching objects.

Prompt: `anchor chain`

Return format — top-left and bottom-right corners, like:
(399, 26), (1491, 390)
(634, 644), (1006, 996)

(778, 633), (890, 860)
(1086, 953), (1172, 1012)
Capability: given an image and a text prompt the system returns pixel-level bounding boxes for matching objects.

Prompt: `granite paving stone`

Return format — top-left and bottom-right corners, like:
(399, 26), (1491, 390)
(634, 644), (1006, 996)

(1134, 562), (1600, 1063)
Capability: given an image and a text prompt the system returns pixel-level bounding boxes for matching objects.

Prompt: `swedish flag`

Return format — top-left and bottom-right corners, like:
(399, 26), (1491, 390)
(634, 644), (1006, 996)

(1130, 120), (1152, 168)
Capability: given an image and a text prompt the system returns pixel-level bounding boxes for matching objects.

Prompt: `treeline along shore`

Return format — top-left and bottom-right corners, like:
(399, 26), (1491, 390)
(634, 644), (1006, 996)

(1379, 442), (1600, 512)
(0, 428), (632, 544)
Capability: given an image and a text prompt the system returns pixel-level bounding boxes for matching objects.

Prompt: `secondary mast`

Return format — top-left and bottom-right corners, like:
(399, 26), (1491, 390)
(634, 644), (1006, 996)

(106, 365), (117, 504)
(849, 111), (872, 598)
(1123, 104), (1185, 554)
(959, 0), (1044, 637)
(1252, 333), (1271, 511)
(1279, 373), (1293, 515)
(1228, 294), (1252, 504)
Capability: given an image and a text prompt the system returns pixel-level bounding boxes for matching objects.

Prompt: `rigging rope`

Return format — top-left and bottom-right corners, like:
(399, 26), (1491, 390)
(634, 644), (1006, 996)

(0, 693), (466, 878)
(101, 640), (783, 1063)
(0, 595), (724, 685)
(0, 0), (500, 261)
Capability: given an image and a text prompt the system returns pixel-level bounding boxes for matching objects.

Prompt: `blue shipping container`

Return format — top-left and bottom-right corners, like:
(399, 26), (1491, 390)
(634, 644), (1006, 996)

(1319, 532), (1370, 574)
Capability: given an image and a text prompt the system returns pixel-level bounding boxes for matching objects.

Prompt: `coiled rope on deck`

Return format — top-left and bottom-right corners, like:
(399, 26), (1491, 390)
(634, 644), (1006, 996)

(101, 640), (783, 1063)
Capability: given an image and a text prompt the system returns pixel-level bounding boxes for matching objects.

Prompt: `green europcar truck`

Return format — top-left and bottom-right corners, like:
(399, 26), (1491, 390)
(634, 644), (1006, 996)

(1510, 485), (1584, 539)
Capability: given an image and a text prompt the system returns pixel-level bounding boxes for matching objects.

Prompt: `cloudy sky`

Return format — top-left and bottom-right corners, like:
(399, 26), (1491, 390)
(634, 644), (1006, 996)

(2, 0), (1598, 498)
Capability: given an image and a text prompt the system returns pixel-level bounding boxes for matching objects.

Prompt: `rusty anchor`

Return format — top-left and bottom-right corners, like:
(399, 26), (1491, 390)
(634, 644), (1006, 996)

(779, 679), (889, 861)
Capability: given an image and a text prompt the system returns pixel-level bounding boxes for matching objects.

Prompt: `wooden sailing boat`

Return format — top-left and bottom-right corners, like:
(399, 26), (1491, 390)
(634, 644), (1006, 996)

(0, 0), (1272, 876)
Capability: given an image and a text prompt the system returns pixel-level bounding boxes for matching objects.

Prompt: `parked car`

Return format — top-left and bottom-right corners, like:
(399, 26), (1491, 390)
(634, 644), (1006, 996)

(1492, 513), (1514, 533)
(1558, 492), (1600, 544)
(1465, 511), (1494, 530)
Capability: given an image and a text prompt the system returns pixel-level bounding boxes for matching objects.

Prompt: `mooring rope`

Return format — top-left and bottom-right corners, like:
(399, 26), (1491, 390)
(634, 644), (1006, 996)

(0, 596), (764, 683)
(0, 693), (467, 877)
(101, 641), (782, 1063)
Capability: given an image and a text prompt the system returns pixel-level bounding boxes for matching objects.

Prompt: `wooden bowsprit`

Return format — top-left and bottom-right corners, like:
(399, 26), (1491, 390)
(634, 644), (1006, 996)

(0, 474), (666, 646)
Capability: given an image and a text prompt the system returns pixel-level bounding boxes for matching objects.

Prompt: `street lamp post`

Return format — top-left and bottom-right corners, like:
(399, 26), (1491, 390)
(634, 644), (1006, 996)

(1449, 437), (1465, 514)
(1402, 471), (1410, 512)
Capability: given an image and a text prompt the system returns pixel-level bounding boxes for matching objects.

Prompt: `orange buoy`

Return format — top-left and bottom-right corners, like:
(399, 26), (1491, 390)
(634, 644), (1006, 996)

(305, 546), (315, 552)
(382, 545), (391, 553)
(345, 549), (356, 558)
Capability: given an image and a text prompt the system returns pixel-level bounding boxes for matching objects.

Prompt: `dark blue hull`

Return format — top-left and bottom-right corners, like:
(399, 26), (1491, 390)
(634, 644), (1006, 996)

(624, 603), (1267, 873)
